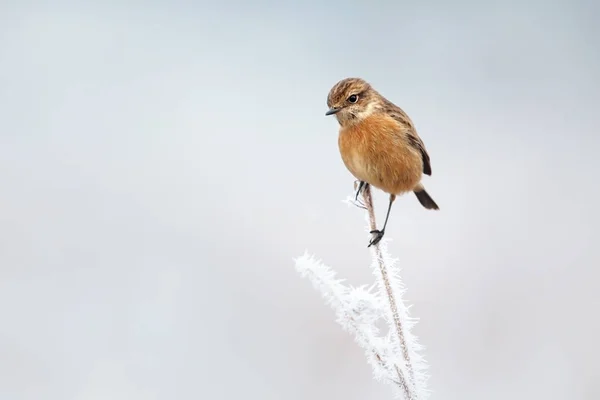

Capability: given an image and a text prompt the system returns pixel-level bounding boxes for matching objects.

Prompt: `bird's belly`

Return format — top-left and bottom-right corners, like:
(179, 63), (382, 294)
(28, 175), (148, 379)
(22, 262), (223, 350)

(338, 119), (422, 195)
(343, 150), (372, 183)
(341, 146), (421, 195)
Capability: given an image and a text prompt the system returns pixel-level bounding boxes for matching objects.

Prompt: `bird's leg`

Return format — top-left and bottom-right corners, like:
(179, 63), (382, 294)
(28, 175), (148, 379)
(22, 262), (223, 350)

(368, 194), (396, 247)
(355, 180), (367, 201)
(351, 181), (369, 209)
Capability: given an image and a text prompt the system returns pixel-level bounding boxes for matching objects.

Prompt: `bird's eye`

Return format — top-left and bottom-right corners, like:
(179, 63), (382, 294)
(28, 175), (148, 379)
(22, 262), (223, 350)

(347, 94), (358, 103)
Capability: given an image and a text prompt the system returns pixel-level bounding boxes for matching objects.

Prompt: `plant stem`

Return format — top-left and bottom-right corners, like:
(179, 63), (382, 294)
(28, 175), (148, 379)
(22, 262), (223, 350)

(362, 185), (417, 399)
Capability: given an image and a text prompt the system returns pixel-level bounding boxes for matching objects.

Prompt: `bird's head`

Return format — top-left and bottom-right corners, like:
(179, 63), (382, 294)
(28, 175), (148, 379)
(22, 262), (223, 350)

(325, 77), (382, 126)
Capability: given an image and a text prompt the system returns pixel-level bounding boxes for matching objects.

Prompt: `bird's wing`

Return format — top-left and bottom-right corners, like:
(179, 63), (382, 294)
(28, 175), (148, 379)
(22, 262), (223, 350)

(406, 132), (432, 176)
(387, 106), (432, 176)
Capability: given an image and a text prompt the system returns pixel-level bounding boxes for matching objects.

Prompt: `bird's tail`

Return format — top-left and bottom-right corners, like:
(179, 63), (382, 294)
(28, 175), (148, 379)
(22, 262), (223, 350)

(414, 183), (439, 210)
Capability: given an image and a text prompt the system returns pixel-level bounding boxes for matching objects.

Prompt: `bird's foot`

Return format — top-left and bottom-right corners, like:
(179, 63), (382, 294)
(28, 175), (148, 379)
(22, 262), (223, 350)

(352, 200), (367, 210)
(368, 229), (385, 247)
(354, 180), (368, 201)
(349, 180), (368, 209)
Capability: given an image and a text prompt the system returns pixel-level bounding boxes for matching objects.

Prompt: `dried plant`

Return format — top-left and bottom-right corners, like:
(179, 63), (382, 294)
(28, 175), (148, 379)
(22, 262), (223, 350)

(294, 184), (430, 399)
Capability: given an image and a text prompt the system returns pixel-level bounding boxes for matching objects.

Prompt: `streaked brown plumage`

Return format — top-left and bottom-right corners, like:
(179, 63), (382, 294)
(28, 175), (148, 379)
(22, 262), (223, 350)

(325, 77), (439, 246)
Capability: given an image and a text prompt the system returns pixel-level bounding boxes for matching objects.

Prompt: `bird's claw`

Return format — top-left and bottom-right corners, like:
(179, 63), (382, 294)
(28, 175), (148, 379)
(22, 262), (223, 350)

(368, 229), (385, 247)
(354, 180), (367, 201)
(352, 198), (367, 210)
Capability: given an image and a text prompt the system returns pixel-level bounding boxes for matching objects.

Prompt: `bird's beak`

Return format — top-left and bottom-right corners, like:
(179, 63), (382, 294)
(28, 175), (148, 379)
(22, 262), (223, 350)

(325, 107), (341, 116)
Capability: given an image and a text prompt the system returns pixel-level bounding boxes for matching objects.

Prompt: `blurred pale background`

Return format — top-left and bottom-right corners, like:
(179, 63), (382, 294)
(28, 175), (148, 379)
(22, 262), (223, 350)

(1, 1), (599, 399)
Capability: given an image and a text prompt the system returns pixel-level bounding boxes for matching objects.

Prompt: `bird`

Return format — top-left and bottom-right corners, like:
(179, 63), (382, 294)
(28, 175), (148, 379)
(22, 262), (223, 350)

(325, 77), (439, 247)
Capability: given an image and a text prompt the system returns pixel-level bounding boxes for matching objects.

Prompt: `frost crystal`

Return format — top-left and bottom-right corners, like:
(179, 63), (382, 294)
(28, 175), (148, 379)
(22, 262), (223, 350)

(294, 186), (430, 400)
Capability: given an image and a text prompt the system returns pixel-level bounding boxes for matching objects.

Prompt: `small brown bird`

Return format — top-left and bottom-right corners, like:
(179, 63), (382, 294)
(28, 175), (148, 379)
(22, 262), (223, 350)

(325, 77), (439, 247)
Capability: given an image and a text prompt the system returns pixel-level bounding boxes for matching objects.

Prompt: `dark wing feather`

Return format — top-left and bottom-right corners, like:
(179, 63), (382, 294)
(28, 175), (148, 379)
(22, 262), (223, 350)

(385, 102), (432, 176)
(407, 133), (432, 176)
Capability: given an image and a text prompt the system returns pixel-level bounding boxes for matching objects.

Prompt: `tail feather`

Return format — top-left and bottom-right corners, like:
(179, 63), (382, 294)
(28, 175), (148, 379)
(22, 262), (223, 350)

(414, 188), (439, 210)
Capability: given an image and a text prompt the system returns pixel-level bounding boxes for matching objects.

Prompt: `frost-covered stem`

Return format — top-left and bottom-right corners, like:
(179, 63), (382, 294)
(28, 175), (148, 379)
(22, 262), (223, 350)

(301, 255), (415, 400)
(295, 253), (413, 400)
(295, 186), (429, 399)
(363, 185), (416, 394)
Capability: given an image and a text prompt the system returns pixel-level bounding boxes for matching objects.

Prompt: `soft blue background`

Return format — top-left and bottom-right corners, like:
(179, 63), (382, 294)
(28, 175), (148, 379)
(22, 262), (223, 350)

(1, 1), (599, 399)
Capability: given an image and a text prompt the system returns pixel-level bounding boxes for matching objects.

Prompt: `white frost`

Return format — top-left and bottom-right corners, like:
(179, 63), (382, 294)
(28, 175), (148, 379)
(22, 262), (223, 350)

(294, 189), (431, 400)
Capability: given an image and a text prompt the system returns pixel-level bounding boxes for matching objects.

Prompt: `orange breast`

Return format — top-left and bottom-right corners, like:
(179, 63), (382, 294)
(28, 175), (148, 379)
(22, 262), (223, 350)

(338, 114), (422, 195)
